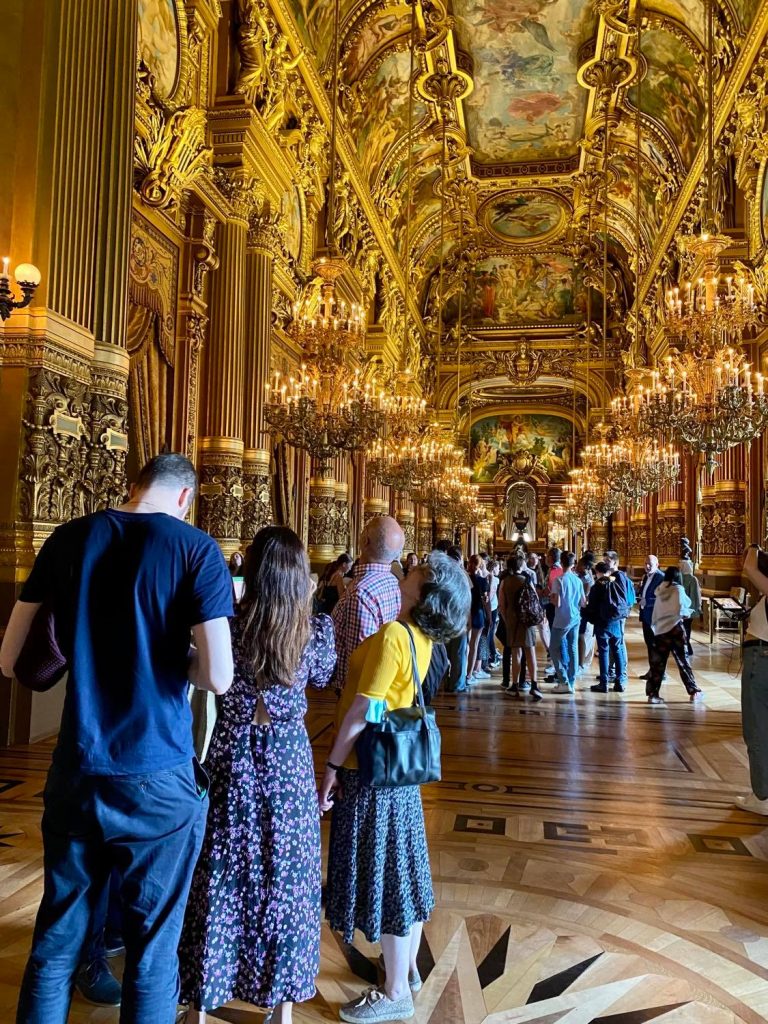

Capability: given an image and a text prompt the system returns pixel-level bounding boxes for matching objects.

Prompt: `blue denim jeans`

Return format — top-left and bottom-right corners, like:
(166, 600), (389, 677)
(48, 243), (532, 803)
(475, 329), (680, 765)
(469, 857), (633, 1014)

(550, 622), (579, 689)
(596, 621), (627, 686)
(17, 760), (208, 1024)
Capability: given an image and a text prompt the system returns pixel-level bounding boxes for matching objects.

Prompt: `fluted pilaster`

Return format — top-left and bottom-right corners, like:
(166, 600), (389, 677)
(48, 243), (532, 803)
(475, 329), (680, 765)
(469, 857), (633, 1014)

(700, 446), (746, 589)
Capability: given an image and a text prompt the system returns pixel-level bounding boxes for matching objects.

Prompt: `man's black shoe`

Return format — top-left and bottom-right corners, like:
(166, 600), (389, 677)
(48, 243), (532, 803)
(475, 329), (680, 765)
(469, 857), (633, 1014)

(75, 959), (121, 1006)
(612, 684), (626, 693)
(590, 684), (608, 693)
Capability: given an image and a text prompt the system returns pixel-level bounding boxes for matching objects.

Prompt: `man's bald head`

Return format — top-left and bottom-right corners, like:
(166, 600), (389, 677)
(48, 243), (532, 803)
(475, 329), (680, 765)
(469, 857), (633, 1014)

(360, 515), (405, 564)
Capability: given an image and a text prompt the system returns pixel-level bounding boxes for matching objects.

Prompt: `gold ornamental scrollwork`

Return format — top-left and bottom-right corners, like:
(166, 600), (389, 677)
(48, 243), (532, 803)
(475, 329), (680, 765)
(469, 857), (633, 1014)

(134, 106), (212, 210)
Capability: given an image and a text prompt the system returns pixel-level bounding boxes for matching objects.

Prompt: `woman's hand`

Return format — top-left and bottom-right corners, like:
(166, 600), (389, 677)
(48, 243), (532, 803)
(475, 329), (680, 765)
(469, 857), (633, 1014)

(318, 767), (342, 813)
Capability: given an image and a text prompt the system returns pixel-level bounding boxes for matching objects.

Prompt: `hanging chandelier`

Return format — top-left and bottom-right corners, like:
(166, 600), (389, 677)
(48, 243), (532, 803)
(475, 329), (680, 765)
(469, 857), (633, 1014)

(264, 0), (386, 467)
(265, 257), (386, 466)
(627, 0), (763, 472)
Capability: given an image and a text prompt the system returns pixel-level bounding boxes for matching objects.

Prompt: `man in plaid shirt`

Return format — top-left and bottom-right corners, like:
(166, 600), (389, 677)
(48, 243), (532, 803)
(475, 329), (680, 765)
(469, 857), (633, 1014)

(332, 515), (405, 690)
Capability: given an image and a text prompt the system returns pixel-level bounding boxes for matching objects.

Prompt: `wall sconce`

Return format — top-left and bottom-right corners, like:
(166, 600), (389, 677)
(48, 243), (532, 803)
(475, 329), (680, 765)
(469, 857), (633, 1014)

(0, 257), (41, 321)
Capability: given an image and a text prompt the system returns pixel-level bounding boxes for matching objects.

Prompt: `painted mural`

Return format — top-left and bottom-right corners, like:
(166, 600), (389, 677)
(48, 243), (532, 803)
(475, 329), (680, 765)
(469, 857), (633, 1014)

(443, 255), (587, 325)
(471, 414), (574, 482)
(348, 50), (426, 188)
(138, 0), (179, 99)
(290, 0), (358, 64)
(281, 187), (303, 261)
(453, 0), (596, 166)
(628, 29), (703, 170)
(485, 191), (565, 241)
(731, 0), (761, 32)
(609, 150), (664, 240)
(342, 8), (412, 83)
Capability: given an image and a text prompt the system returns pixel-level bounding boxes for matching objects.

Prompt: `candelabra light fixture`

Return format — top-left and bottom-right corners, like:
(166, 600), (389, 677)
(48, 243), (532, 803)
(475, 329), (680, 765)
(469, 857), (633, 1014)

(265, 258), (387, 466)
(0, 257), (42, 321)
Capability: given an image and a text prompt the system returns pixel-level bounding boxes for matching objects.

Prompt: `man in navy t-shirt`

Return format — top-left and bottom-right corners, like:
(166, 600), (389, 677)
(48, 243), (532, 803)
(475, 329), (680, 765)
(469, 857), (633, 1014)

(0, 453), (234, 1024)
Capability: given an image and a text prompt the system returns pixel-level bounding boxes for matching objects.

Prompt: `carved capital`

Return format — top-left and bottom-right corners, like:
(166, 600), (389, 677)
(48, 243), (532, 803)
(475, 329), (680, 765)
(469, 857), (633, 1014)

(134, 106), (212, 210)
(198, 440), (244, 546)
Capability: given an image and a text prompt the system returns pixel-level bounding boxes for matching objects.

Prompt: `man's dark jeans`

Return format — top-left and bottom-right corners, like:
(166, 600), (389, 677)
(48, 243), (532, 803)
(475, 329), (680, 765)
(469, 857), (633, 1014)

(17, 760), (208, 1024)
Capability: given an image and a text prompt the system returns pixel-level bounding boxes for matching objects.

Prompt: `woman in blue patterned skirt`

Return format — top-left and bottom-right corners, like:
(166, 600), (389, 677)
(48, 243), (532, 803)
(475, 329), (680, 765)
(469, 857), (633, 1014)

(180, 526), (336, 1024)
(319, 552), (471, 1024)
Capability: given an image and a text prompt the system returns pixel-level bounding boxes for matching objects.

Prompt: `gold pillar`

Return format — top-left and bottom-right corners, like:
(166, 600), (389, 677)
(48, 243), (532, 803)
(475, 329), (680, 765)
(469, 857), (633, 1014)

(417, 507), (433, 555)
(611, 505), (628, 565)
(588, 521), (608, 555)
(699, 446), (747, 590)
(628, 495), (652, 569)
(308, 466), (337, 571)
(240, 209), (278, 543)
(656, 468), (686, 563)
(395, 494), (416, 553)
(364, 473), (388, 524)
(199, 210), (247, 548)
(435, 517), (451, 542)
(333, 455), (351, 555)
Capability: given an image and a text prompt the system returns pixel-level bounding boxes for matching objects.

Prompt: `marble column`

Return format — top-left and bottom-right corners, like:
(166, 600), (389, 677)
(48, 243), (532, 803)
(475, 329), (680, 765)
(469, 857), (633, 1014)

(699, 446), (747, 590)
(199, 211), (247, 552)
(241, 210), (278, 544)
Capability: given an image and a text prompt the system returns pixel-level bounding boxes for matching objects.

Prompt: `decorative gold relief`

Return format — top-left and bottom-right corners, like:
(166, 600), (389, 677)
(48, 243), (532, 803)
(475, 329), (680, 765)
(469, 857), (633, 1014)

(185, 312), (208, 459)
(242, 449), (273, 541)
(134, 106), (212, 209)
(198, 454), (244, 544)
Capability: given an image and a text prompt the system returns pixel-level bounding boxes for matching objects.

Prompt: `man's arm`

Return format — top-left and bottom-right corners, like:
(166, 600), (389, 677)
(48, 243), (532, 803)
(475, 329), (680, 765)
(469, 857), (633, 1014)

(0, 601), (42, 678)
(189, 618), (234, 695)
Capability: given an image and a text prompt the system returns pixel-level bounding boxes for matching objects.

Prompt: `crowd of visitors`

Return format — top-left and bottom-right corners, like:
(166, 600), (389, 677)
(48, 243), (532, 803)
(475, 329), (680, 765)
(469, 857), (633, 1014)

(0, 452), (718, 1023)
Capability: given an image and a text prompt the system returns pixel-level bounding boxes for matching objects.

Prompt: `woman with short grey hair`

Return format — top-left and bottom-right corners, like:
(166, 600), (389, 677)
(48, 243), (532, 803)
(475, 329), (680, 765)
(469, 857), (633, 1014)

(318, 552), (470, 1023)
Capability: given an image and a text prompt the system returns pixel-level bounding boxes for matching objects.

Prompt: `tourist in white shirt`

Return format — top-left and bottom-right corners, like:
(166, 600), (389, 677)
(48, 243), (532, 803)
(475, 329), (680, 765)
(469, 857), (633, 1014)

(647, 566), (702, 705)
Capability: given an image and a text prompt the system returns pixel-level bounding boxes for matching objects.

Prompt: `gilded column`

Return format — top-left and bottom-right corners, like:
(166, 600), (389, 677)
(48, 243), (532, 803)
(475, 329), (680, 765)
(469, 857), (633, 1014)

(699, 446), (747, 590)
(308, 464), (337, 572)
(656, 470), (686, 562)
(332, 455), (351, 555)
(611, 505), (628, 565)
(241, 206), (279, 544)
(199, 184), (249, 552)
(588, 521), (608, 555)
(435, 517), (452, 543)
(417, 506), (433, 555)
(395, 493), (416, 553)
(364, 475), (388, 523)
(628, 495), (652, 568)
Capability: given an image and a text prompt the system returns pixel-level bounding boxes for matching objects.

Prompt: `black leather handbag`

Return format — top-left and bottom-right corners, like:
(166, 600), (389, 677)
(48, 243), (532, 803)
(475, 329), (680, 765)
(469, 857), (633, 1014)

(355, 622), (442, 788)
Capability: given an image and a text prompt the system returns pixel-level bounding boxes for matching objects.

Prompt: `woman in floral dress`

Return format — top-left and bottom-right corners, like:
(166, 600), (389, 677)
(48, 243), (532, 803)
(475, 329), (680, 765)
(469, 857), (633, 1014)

(180, 526), (336, 1024)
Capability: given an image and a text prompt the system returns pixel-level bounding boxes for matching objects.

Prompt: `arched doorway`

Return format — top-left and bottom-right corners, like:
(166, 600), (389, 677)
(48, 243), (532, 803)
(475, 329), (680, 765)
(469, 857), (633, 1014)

(505, 481), (537, 542)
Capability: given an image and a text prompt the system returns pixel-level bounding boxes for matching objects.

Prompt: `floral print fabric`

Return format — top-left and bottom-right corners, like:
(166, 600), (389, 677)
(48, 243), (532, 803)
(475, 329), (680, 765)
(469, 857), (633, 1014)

(179, 614), (336, 1011)
(326, 768), (435, 944)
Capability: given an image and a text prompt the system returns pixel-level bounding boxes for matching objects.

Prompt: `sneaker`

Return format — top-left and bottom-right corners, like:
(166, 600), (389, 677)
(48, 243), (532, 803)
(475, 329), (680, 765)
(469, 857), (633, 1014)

(474, 670), (491, 680)
(735, 793), (768, 816)
(551, 684), (573, 694)
(377, 955), (423, 993)
(75, 959), (121, 1007)
(590, 683), (608, 693)
(647, 695), (665, 705)
(612, 684), (626, 693)
(339, 987), (414, 1023)
(530, 688), (543, 702)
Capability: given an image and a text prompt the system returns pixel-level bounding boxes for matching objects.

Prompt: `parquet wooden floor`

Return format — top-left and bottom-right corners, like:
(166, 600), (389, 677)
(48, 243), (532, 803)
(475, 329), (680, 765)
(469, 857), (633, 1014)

(1, 623), (766, 1023)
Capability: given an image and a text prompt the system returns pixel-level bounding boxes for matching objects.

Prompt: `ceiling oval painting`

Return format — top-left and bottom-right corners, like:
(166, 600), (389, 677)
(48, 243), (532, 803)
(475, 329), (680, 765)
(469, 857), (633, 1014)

(454, 0), (597, 170)
(483, 191), (568, 243)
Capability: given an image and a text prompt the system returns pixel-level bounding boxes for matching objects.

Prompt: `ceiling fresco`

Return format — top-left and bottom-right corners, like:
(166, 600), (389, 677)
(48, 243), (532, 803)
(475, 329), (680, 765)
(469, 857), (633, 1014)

(453, 0), (597, 169)
(627, 28), (704, 170)
(341, 6), (413, 83)
(346, 50), (427, 188)
(442, 254), (589, 326)
(482, 190), (568, 243)
(470, 413), (575, 482)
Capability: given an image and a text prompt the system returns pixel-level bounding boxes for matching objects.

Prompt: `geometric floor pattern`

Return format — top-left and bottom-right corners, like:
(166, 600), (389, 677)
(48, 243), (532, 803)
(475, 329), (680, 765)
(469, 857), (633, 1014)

(0, 622), (766, 1022)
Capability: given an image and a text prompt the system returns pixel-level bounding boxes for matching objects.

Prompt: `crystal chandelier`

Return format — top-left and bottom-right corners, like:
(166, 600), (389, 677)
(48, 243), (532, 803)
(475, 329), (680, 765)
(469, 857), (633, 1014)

(641, 0), (764, 472)
(265, 257), (386, 467)
(366, 375), (431, 491)
(264, 0), (385, 468)
(563, 466), (621, 530)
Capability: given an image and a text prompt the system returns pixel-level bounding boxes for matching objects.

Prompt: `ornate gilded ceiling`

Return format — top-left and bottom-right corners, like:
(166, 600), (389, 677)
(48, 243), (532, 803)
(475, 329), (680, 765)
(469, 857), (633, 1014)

(277, 0), (765, 427)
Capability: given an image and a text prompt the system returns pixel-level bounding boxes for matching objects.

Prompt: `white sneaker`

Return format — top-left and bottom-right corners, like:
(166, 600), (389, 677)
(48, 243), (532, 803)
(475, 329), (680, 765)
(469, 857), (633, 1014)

(551, 684), (573, 694)
(474, 670), (491, 680)
(735, 793), (768, 816)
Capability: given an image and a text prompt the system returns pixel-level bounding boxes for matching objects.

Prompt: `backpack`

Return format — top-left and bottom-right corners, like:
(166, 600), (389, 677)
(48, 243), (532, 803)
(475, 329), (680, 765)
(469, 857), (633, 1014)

(515, 580), (545, 628)
(604, 574), (630, 621)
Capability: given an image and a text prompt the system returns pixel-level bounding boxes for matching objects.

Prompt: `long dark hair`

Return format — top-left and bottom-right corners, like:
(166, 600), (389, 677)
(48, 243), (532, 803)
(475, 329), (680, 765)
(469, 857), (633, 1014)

(239, 526), (313, 687)
(664, 565), (682, 586)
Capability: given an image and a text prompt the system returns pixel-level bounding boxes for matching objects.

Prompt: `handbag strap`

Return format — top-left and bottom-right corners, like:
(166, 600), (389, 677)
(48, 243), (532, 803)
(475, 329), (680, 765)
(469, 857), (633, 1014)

(399, 622), (427, 714)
